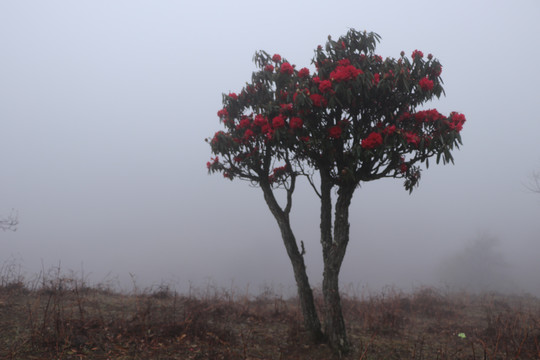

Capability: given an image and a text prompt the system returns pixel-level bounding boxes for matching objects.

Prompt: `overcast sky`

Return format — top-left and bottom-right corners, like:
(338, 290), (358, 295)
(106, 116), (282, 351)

(1, 1), (539, 296)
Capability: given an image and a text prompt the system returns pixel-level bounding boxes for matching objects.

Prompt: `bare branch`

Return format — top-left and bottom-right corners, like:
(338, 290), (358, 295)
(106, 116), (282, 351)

(1, 210), (18, 232)
(525, 170), (540, 193)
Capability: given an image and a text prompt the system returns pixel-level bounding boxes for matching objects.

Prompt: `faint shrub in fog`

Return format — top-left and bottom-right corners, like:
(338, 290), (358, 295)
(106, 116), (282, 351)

(438, 235), (517, 293)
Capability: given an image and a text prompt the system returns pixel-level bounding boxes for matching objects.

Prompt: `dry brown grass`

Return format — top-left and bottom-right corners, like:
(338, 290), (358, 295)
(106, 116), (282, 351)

(1, 267), (540, 359)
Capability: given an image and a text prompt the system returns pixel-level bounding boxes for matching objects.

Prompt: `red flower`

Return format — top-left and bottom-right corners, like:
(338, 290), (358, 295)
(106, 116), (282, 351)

(412, 50), (424, 59)
(217, 108), (229, 118)
(338, 58), (350, 66)
(272, 115), (286, 128)
(361, 132), (383, 149)
(243, 129), (254, 140)
(328, 125), (342, 139)
(382, 125), (396, 135)
(400, 163), (408, 173)
(372, 73), (380, 85)
(330, 65), (363, 82)
(264, 64), (274, 72)
(319, 80), (333, 93)
(280, 103), (293, 113)
(289, 117), (303, 130)
(298, 67), (310, 78)
(309, 94), (327, 107)
(228, 92), (238, 100)
(449, 112), (466, 132)
(300, 136), (310, 142)
(253, 114), (268, 127)
(414, 109), (444, 122)
(238, 117), (251, 129)
(280, 62), (294, 75)
(272, 54), (281, 62)
(404, 131), (420, 146)
(419, 77), (434, 91)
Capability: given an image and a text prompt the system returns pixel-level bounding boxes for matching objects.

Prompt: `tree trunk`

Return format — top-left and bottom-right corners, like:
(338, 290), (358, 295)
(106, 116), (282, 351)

(320, 177), (354, 354)
(261, 184), (324, 343)
(323, 266), (349, 354)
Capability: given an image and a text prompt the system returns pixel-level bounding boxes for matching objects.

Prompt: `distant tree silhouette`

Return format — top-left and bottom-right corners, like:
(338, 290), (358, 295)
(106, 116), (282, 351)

(207, 29), (466, 353)
(0, 210), (18, 231)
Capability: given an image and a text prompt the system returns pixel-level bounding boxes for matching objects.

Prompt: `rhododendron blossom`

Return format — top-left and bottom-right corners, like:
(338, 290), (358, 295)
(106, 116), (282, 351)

(404, 131), (420, 146)
(298, 67), (310, 78)
(280, 62), (294, 75)
(264, 64), (274, 72)
(243, 129), (254, 140)
(412, 49), (424, 59)
(419, 77), (434, 91)
(448, 112), (466, 132)
(254, 114), (268, 127)
(361, 132), (383, 149)
(289, 117), (303, 130)
(330, 64), (363, 82)
(319, 80), (333, 93)
(382, 125), (396, 135)
(272, 115), (286, 128)
(310, 93), (327, 107)
(272, 54), (281, 62)
(238, 117), (251, 129)
(328, 125), (342, 139)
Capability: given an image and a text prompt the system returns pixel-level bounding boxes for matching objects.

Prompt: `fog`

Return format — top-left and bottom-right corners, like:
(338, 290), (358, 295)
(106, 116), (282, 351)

(1, 1), (539, 297)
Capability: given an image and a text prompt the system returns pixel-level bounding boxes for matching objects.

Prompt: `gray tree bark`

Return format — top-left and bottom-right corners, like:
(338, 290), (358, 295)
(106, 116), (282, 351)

(261, 184), (324, 343)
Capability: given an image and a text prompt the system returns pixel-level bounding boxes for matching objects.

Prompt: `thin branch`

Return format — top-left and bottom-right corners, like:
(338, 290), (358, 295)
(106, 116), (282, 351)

(0, 210), (18, 232)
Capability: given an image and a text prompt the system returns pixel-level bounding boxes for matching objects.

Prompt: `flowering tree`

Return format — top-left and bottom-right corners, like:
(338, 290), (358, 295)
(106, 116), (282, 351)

(207, 29), (465, 353)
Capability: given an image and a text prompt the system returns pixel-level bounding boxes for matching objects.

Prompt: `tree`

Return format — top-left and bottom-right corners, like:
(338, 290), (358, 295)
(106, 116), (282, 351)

(526, 169), (540, 194)
(0, 209), (18, 231)
(207, 29), (466, 354)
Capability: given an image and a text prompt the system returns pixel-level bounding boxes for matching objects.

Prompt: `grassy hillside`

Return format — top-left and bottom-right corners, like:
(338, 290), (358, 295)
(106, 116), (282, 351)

(1, 269), (540, 359)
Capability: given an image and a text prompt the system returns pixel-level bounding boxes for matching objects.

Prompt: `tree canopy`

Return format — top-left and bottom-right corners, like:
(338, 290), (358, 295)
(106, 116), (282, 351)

(208, 30), (465, 194)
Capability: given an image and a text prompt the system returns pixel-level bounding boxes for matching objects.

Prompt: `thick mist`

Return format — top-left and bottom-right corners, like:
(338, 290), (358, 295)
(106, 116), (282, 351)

(1, 1), (539, 297)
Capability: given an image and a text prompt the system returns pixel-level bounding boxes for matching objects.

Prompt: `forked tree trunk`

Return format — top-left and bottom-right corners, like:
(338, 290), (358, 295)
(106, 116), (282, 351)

(320, 176), (354, 354)
(261, 185), (324, 343)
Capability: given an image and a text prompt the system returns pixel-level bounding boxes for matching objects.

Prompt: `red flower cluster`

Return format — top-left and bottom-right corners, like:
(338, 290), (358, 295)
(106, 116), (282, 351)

(264, 64), (274, 72)
(414, 109), (444, 123)
(243, 129), (254, 140)
(253, 114), (268, 127)
(361, 132), (383, 149)
(330, 64), (363, 82)
(206, 156), (219, 170)
(310, 94), (327, 107)
(280, 62), (294, 75)
(272, 115), (286, 128)
(298, 67), (310, 78)
(217, 108), (228, 118)
(404, 131), (420, 146)
(319, 80), (333, 93)
(448, 112), (466, 132)
(382, 125), (396, 135)
(272, 54), (281, 62)
(328, 125), (342, 139)
(238, 117), (251, 129)
(228, 92), (238, 100)
(412, 50), (424, 59)
(268, 165), (289, 183)
(419, 77), (434, 91)
(289, 117), (303, 130)
(372, 73), (380, 85)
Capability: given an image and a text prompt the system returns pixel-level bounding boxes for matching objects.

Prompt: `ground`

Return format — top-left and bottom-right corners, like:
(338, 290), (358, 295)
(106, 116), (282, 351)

(1, 273), (540, 359)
